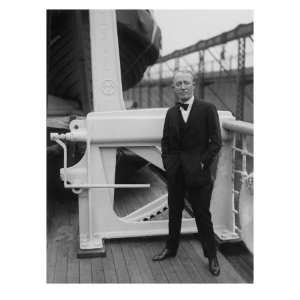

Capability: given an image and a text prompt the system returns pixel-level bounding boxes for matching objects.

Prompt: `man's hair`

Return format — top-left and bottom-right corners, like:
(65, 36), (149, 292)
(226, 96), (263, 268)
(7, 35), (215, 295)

(172, 68), (195, 83)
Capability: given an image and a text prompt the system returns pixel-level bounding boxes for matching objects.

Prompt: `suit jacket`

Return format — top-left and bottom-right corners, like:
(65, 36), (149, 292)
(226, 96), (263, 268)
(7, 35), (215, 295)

(161, 98), (222, 187)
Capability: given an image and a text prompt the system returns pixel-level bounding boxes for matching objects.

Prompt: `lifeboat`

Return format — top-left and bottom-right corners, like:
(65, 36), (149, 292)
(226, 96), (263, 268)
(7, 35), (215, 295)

(47, 10), (161, 119)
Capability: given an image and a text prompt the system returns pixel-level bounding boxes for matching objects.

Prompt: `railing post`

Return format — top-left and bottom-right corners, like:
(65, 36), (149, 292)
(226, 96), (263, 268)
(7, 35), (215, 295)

(242, 135), (247, 175)
(236, 37), (246, 121)
(198, 50), (205, 99)
(231, 133), (238, 233)
(233, 37), (247, 229)
(174, 57), (180, 71)
(229, 55), (233, 71)
(222, 119), (254, 236)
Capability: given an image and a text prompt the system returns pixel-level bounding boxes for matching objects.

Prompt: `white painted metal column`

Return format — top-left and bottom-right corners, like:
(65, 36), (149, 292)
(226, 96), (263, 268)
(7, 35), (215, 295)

(78, 10), (125, 250)
(89, 10), (125, 112)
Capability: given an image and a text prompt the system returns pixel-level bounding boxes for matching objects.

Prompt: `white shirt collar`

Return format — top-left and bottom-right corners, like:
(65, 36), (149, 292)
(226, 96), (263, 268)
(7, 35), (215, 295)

(179, 96), (194, 122)
(179, 96), (194, 109)
(184, 96), (194, 106)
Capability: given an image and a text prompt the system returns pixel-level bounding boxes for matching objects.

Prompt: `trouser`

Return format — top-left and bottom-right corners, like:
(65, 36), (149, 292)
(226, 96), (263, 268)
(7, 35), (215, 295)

(166, 167), (217, 258)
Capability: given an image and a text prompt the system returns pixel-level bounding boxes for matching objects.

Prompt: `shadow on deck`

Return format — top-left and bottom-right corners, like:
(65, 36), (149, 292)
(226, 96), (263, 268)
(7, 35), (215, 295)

(47, 166), (253, 283)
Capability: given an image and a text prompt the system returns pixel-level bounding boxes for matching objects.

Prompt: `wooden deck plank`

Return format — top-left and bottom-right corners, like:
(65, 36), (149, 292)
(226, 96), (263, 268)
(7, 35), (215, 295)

(47, 165), (253, 284)
(102, 242), (118, 283)
(156, 257), (181, 283)
(142, 239), (170, 283)
(66, 239), (80, 283)
(47, 239), (57, 283)
(110, 240), (130, 283)
(79, 259), (92, 283)
(131, 240), (155, 283)
(174, 244), (203, 283)
(91, 258), (105, 283)
(189, 239), (246, 283)
(149, 240), (181, 283)
(219, 243), (253, 283)
(120, 241), (144, 283)
(66, 207), (80, 283)
(147, 238), (206, 283)
(48, 199), (73, 283)
(51, 203), (71, 284)
(220, 249), (253, 283)
(53, 241), (68, 283)
(180, 239), (211, 283)
(167, 250), (194, 283)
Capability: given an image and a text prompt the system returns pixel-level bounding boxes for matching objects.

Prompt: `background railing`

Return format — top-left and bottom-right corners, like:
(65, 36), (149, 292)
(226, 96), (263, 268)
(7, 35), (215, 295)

(223, 120), (253, 240)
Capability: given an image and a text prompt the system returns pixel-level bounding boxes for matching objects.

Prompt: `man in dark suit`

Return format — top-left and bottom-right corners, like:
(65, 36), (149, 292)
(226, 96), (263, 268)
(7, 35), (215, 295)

(152, 69), (222, 276)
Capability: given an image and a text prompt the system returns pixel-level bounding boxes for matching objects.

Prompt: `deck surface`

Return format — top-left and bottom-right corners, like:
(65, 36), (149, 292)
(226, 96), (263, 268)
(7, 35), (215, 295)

(47, 165), (253, 283)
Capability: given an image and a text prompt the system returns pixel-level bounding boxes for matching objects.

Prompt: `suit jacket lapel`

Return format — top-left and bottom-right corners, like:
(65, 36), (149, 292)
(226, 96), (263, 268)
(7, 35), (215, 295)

(185, 98), (198, 131)
(170, 106), (181, 138)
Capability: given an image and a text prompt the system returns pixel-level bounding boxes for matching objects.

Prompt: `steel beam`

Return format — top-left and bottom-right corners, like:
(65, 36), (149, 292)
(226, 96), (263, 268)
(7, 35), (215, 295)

(236, 38), (246, 121)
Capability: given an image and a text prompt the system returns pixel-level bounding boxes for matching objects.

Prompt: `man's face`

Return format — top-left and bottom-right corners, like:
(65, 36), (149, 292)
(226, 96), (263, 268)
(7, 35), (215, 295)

(173, 72), (195, 102)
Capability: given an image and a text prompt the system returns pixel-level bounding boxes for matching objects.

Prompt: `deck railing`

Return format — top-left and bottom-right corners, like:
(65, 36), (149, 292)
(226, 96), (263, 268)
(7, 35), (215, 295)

(222, 119), (253, 243)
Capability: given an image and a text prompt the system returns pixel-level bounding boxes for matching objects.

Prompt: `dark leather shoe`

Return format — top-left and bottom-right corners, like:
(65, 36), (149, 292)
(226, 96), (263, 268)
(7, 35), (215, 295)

(152, 248), (176, 261)
(209, 256), (220, 276)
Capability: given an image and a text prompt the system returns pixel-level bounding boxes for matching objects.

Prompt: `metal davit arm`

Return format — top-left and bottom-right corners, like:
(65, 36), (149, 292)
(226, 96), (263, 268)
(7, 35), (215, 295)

(50, 108), (243, 253)
(50, 132), (150, 191)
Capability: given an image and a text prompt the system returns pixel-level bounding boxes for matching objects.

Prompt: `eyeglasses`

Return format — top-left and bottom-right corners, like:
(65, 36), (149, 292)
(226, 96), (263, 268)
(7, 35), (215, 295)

(174, 81), (193, 88)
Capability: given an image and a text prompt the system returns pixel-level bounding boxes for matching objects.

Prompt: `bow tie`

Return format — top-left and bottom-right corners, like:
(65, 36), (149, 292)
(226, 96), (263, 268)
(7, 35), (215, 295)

(176, 102), (189, 111)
